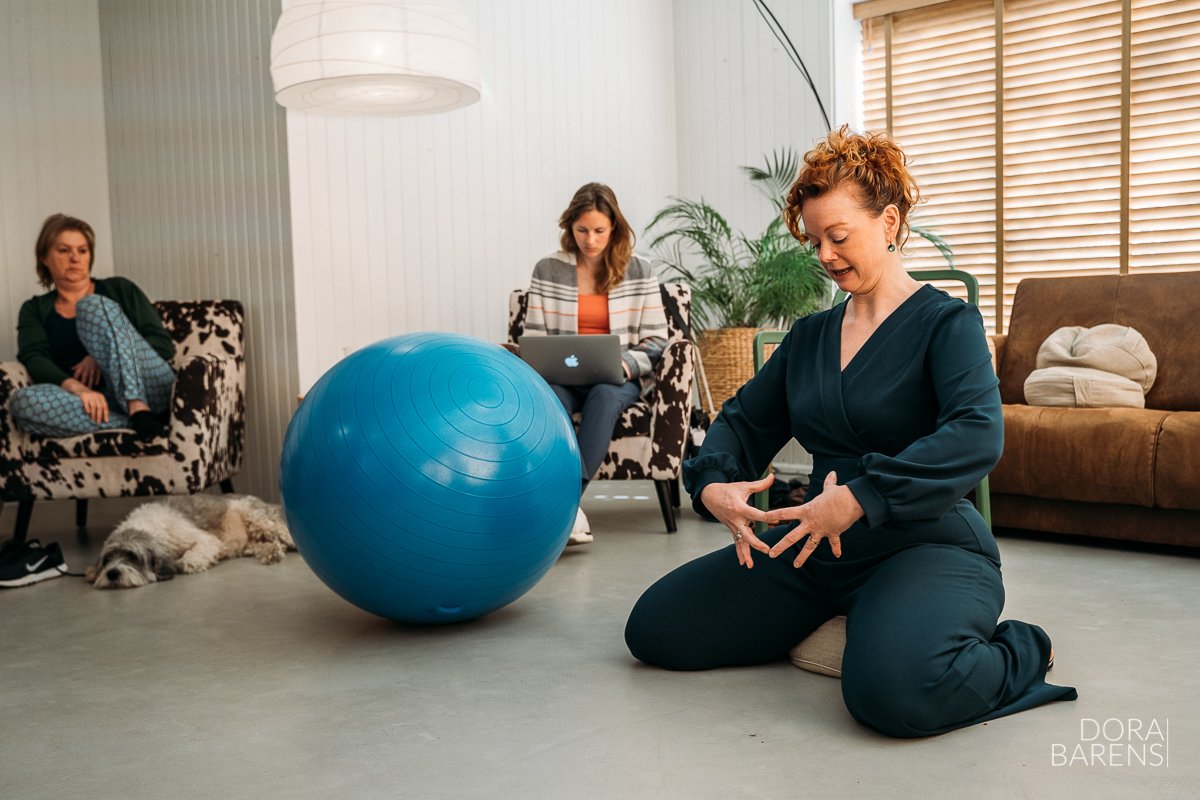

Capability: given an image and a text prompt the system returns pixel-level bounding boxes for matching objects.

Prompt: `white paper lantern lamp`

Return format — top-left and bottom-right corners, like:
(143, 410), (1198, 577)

(270, 0), (481, 116)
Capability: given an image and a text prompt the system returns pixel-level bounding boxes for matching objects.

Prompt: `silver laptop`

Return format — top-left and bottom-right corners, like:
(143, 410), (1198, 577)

(518, 334), (625, 386)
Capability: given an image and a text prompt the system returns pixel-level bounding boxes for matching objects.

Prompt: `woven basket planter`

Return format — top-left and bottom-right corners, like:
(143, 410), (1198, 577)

(696, 326), (761, 419)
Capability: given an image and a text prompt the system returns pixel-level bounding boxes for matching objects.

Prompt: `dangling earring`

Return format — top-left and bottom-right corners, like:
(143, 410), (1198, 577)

(887, 243), (896, 253)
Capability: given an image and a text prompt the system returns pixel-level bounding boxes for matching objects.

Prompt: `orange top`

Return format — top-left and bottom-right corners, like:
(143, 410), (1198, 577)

(578, 294), (610, 335)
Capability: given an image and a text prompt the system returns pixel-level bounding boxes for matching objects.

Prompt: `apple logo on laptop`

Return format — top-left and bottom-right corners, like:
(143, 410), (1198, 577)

(564, 354), (579, 368)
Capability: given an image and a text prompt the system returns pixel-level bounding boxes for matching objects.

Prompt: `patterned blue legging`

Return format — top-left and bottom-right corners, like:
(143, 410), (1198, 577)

(9, 295), (175, 437)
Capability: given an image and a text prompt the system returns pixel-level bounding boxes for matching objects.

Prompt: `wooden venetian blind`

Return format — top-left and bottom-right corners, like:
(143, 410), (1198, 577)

(1002, 0), (1124, 310)
(1130, 0), (1200, 271)
(858, 0), (1200, 332)
(864, 0), (1000, 328)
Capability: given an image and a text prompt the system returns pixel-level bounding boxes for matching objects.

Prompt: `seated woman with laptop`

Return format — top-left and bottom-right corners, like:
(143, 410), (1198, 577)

(519, 182), (668, 545)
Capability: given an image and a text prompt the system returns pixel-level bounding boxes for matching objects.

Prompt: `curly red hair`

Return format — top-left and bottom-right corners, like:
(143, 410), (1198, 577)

(783, 126), (922, 249)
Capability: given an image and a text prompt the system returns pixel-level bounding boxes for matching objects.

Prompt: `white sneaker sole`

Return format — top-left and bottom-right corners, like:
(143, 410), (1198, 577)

(566, 531), (594, 546)
(0, 564), (68, 588)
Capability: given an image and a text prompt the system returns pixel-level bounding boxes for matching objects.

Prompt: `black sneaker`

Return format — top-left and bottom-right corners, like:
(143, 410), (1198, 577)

(0, 542), (68, 588)
(0, 537), (39, 564)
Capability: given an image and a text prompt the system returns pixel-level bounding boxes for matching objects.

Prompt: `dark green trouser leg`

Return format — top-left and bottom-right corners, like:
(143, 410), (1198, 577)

(625, 534), (1075, 737)
(839, 544), (1070, 737)
(625, 526), (837, 670)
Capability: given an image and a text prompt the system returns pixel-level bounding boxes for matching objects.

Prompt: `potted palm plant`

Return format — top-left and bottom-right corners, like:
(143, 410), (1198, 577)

(646, 150), (828, 412)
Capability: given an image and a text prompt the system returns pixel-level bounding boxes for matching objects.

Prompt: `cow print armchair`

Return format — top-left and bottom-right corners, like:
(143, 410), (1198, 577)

(0, 300), (246, 542)
(507, 282), (694, 532)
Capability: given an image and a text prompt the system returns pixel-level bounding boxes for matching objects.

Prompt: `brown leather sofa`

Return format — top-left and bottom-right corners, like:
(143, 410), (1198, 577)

(989, 271), (1200, 548)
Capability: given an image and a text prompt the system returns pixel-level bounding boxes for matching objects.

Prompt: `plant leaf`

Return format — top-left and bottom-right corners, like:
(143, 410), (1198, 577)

(742, 149), (802, 212)
(909, 218), (955, 268)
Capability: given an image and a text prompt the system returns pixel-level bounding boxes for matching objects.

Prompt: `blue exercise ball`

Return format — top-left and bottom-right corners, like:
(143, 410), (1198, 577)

(280, 332), (580, 624)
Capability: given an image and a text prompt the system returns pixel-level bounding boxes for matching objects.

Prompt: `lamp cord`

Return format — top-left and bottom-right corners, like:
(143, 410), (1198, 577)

(750, 0), (832, 132)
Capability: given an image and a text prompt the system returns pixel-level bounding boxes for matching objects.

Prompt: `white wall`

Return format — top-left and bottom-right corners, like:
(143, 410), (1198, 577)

(831, 0), (864, 130)
(99, 0), (297, 501)
(672, 0), (835, 473)
(286, 0), (680, 391)
(0, 0), (113, 360)
(285, 0), (842, 392)
(2, 0), (844, 494)
(0, 0), (293, 502)
(672, 0), (834, 241)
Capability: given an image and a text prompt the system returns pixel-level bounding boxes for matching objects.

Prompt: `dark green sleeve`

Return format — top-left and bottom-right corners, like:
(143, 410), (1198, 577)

(846, 303), (1003, 527)
(16, 297), (71, 386)
(106, 278), (175, 363)
(682, 328), (795, 521)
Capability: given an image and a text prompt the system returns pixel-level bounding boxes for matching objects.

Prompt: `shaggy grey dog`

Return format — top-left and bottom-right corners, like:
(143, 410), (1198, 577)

(85, 494), (294, 589)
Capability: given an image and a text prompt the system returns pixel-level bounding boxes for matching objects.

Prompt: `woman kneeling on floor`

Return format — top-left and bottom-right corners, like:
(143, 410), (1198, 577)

(624, 127), (1077, 737)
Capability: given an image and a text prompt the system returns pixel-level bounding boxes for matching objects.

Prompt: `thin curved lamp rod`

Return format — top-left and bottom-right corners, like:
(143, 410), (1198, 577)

(751, 0), (832, 132)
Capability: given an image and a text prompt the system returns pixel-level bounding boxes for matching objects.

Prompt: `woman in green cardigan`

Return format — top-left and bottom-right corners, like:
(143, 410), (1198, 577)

(10, 214), (175, 441)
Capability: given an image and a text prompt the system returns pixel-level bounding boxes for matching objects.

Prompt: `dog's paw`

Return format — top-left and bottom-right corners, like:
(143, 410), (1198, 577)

(220, 543), (247, 560)
(177, 552), (216, 574)
(251, 541), (287, 565)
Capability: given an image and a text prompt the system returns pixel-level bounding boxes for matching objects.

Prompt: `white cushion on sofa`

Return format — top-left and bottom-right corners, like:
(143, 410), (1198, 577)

(1025, 366), (1148, 408)
(1024, 324), (1157, 408)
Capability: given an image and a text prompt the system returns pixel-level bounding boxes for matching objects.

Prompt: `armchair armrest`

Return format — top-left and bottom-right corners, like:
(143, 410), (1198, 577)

(989, 334), (1007, 376)
(0, 361), (34, 401)
(646, 339), (695, 479)
(507, 290), (528, 346)
(0, 361), (36, 465)
(0, 361), (33, 400)
(169, 352), (246, 491)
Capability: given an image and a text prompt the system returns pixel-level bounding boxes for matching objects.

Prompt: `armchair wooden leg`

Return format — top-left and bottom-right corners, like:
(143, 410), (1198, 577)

(76, 499), (89, 531)
(654, 480), (677, 534)
(219, 479), (235, 494)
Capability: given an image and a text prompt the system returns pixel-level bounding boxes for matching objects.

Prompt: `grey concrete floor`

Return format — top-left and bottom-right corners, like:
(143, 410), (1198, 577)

(2, 482), (1197, 800)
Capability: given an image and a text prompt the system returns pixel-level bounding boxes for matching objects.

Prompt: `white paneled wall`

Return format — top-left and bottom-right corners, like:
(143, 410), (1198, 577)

(674, 1), (833, 476)
(673, 0), (833, 240)
(831, 0), (865, 129)
(99, 0), (296, 501)
(286, 0), (679, 391)
(1, 0), (843, 504)
(0, 0), (113, 360)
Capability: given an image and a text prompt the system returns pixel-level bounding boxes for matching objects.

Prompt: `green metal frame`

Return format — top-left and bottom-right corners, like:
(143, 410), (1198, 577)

(753, 330), (788, 372)
(754, 269), (992, 530)
(752, 331), (788, 532)
(832, 268), (979, 306)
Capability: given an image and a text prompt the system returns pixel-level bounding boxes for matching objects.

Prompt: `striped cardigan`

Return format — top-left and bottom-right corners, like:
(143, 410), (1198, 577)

(524, 252), (669, 396)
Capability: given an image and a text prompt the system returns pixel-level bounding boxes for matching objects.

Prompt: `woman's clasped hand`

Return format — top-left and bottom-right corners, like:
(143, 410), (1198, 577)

(762, 472), (863, 568)
(701, 471), (863, 569)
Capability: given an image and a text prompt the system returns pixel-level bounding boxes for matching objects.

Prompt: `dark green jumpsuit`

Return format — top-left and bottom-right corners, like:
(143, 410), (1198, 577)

(625, 285), (1077, 737)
